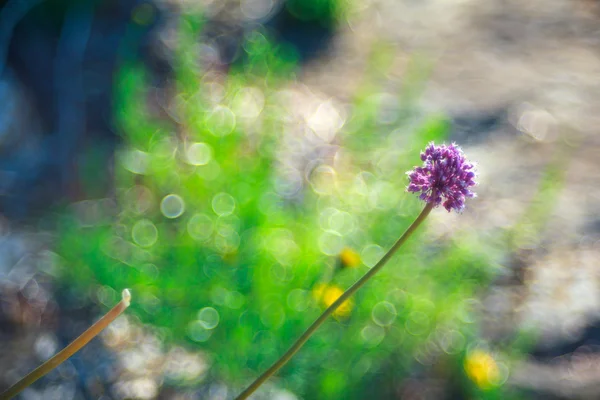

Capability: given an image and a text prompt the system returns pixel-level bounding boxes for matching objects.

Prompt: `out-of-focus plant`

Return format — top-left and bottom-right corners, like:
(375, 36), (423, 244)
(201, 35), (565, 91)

(55, 12), (506, 400)
(0, 290), (131, 400)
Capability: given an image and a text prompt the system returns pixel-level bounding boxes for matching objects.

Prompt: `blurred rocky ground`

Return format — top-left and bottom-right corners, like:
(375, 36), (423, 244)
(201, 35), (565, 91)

(3, 0), (600, 399)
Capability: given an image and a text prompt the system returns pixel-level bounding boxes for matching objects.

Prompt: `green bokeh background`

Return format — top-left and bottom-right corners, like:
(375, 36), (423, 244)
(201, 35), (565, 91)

(52, 9), (555, 400)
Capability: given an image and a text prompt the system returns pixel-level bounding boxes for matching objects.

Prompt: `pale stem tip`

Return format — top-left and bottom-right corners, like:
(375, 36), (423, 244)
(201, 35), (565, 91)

(121, 289), (131, 307)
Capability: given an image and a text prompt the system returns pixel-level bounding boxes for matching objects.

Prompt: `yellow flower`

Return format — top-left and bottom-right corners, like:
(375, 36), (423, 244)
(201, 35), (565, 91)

(464, 350), (500, 389)
(312, 284), (353, 318)
(339, 247), (361, 268)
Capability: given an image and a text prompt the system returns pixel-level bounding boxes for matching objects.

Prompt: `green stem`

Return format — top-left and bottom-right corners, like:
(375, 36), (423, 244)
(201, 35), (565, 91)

(235, 202), (435, 400)
(0, 289), (132, 400)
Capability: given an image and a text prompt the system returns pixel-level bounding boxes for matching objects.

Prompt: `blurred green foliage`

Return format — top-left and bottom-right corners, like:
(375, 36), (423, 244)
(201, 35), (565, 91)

(54, 10), (523, 400)
(285, 0), (348, 25)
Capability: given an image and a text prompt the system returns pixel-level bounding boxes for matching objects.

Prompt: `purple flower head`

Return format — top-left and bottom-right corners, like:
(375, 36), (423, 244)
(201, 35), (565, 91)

(406, 142), (477, 212)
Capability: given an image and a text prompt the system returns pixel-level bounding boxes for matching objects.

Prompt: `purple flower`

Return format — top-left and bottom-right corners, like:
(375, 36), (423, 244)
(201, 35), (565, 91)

(406, 142), (477, 212)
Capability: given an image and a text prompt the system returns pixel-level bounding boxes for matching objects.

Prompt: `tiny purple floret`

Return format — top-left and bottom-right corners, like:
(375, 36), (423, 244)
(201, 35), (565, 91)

(406, 142), (477, 212)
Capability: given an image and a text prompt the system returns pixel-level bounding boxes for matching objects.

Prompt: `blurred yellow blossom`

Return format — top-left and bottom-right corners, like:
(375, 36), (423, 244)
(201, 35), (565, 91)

(312, 284), (353, 318)
(464, 349), (500, 389)
(340, 247), (361, 268)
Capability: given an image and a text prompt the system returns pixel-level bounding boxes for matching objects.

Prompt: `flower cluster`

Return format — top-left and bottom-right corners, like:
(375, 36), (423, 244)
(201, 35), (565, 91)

(407, 142), (477, 212)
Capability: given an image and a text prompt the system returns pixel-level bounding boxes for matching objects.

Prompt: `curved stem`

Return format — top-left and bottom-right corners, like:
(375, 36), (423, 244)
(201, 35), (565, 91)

(0, 289), (132, 400)
(236, 203), (434, 400)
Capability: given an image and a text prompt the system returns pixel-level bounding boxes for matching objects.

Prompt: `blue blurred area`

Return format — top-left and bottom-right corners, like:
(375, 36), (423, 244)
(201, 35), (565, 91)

(0, 0), (164, 219)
